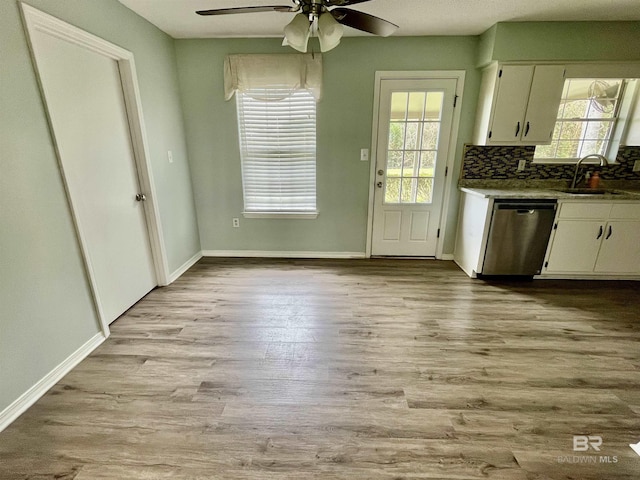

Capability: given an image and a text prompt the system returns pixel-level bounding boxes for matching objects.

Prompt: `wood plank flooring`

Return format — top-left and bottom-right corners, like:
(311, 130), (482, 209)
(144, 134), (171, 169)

(1, 258), (639, 479)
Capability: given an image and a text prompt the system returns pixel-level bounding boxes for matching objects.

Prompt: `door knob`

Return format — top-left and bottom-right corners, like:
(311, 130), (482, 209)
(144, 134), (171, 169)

(135, 193), (147, 202)
(376, 182), (383, 188)
(377, 169), (384, 176)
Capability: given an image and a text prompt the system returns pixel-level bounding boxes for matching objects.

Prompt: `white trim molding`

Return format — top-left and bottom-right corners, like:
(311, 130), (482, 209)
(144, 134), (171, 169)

(242, 212), (319, 219)
(168, 251), (203, 283)
(202, 250), (366, 259)
(0, 332), (105, 433)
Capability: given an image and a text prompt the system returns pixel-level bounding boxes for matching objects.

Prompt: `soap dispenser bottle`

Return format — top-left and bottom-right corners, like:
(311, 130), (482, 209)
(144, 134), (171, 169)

(589, 171), (601, 189)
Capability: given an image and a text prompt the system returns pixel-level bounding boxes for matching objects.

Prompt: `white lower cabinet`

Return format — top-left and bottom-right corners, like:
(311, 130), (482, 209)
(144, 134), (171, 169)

(545, 220), (603, 273)
(543, 201), (640, 276)
(594, 221), (640, 273)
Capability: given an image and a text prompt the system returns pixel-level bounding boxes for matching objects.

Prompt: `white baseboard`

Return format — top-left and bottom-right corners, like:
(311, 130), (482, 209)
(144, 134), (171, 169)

(440, 253), (455, 260)
(202, 250), (366, 259)
(0, 332), (105, 433)
(536, 274), (640, 280)
(168, 251), (203, 284)
(454, 258), (477, 278)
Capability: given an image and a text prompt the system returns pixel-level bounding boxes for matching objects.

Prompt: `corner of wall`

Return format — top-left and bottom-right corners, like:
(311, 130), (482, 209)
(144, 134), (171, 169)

(476, 24), (497, 68)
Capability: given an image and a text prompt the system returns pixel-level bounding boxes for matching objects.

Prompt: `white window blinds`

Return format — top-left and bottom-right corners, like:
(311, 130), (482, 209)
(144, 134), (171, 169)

(237, 88), (317, 214)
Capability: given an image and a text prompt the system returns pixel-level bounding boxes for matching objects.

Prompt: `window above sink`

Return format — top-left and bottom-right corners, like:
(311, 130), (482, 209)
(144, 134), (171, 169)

(534, 78), (628, 162)
(532, 63), (640, 165)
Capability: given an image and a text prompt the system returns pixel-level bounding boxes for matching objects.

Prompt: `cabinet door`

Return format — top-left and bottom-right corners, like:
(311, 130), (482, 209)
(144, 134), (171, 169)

(545, 220), (603, 273)
(488, 65), (534, 142)
(594, 221), (640, 274)
(521, 65), (566, 143)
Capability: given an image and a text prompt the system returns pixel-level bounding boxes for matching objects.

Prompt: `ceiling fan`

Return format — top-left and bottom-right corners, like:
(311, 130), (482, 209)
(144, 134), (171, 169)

(196, 0), (399, 53)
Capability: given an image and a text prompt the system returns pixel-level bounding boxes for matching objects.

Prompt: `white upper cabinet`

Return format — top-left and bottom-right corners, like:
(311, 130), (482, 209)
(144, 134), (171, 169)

(474, 64), (566, 145)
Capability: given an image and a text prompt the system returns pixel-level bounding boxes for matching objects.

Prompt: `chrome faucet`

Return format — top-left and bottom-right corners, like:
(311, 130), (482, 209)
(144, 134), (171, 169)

(570, 154), (608, 189)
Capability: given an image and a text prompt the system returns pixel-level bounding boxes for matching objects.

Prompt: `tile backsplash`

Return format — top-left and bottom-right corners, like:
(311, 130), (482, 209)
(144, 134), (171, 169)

(459, 145), (640, 183)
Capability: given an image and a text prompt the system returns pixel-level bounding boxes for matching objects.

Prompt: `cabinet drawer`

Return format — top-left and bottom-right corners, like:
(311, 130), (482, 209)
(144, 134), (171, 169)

(609, 203), (640, 220)
(558, 202), (611, 220)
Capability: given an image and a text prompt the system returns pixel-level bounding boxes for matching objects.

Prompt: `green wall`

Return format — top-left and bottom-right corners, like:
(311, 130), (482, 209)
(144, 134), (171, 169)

(480, 21), (640, 66)
(175, 36), (480, 255)
(0, 0), (199, 415)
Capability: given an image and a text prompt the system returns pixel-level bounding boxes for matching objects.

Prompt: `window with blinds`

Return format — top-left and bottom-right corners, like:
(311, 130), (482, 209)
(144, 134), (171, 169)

(236, 88), (317, 216)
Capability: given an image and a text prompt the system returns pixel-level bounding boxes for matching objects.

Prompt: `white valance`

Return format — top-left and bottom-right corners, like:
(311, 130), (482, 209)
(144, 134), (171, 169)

(224, 54), (323, 102)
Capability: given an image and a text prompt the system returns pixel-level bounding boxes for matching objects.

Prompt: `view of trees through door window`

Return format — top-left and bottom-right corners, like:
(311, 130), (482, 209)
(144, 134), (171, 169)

(385, 91), (443, 204)
(535, 78), (624, 160)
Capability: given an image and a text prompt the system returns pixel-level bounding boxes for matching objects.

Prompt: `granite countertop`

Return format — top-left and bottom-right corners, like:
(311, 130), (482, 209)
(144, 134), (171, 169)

(458, 179), (640, 200)
(460, 187), (640, 200)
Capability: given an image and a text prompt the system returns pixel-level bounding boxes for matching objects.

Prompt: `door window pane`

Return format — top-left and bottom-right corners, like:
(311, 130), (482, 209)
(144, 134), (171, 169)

(383, 90), (443, 205)
(401, 178), (414, 203)
(385, 177), (401, 203)
(388, 123), (405, 150)
(390, 92), (408, 120)
(419, 152), (436, 177)
(387, 151), (402, 176)
(417, 178), (434, 203)
(405, 123), (420, 150)
(425, 92), (444, 119)
(402, 151), (417, 177)
(407, 92), (426, 120)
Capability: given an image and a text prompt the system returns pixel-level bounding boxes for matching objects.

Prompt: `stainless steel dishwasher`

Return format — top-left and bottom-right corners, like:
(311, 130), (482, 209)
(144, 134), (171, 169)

(481, 199), (557, 276)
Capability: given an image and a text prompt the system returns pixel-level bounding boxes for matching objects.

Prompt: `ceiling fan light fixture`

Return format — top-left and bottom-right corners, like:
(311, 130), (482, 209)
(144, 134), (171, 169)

(318, 12), (343, 52)
(283, 13), (311, 52)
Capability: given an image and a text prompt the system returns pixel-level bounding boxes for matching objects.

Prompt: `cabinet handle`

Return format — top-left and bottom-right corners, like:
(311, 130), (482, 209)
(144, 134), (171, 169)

(605, 225), (613, 240)
(515, 121), (520, 137)
(596, 226), (603, 239)
(524, 122), (530, 137)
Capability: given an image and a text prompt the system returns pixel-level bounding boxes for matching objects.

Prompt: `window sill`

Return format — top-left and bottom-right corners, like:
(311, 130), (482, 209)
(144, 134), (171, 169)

(242, 211), (319, 219)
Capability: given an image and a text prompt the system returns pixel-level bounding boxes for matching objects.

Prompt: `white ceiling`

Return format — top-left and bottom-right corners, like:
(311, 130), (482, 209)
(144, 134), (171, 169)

(118, 0), (640, 39)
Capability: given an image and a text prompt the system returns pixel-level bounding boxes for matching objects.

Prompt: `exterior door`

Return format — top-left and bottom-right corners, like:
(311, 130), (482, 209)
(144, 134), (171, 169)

(371, 78), (457, 256)
(29, 25), (157, 324)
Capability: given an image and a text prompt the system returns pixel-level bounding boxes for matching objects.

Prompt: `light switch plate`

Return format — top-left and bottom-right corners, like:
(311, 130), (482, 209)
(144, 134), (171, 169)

(360, 148), (369, 161)
(634, 160), (640, 172)
(167, 150), (173, 163)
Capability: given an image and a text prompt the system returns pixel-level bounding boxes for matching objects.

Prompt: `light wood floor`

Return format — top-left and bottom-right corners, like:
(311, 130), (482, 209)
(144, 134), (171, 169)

(1, 258), (639, 479)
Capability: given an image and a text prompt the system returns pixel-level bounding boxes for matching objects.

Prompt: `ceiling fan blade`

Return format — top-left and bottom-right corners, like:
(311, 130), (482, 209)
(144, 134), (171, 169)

(331, 8), (398, 37)
(196, 6), (295, 16)
(324, 0), (373, 6)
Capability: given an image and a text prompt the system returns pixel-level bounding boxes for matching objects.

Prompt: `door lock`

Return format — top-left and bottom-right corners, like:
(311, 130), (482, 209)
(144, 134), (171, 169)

(376, 182), (383, 188)
(377, 169), (384, 176)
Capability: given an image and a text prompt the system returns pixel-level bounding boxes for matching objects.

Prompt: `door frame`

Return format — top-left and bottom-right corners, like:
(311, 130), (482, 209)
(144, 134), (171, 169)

(21, 4), (170, 336)
(366, 71), (465, 258)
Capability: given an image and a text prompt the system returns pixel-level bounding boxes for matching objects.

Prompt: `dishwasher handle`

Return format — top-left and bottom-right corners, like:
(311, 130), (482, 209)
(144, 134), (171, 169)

(494, 202), (557, 212)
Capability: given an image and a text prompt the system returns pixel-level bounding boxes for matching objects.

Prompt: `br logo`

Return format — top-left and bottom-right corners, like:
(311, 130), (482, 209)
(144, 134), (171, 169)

(573, 435), (602, 452)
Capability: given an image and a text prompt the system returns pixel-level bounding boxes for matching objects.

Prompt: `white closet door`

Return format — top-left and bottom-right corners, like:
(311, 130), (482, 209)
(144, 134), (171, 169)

(31, 29), (156, 324)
